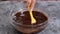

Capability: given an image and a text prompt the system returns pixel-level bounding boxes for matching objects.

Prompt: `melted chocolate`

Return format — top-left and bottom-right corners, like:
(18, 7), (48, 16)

(13, 11), (48, 25)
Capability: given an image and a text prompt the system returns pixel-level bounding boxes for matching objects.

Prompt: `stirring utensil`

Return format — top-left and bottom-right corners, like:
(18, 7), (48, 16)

(27, 0), (36, 24)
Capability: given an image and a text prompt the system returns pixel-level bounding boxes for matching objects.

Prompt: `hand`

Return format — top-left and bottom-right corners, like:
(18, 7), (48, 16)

(23, 0), (35, 10)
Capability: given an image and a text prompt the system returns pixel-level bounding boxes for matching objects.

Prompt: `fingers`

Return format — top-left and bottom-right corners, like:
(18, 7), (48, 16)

(23, 0), (31, 4)
(30, 0), (35, 11)
(23, 0), (35, 11)
(23, 0), (31, 8)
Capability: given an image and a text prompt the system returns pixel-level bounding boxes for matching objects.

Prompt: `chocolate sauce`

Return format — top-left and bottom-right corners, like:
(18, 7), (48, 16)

(13, 11), (48, 25)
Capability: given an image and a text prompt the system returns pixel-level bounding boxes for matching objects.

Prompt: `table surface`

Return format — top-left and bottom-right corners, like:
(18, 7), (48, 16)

(0, 1), (60, 34)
